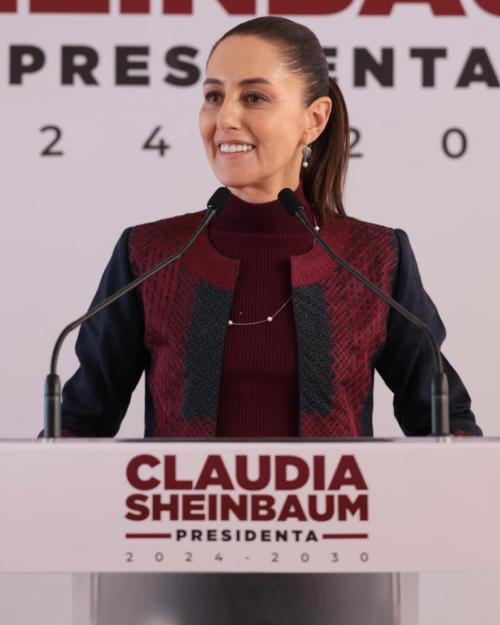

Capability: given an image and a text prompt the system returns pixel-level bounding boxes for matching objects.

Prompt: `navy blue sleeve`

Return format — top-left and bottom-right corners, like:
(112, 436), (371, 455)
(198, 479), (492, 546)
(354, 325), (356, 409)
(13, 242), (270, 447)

(374, 229), (482, 436)
(60, 228), (147, 437)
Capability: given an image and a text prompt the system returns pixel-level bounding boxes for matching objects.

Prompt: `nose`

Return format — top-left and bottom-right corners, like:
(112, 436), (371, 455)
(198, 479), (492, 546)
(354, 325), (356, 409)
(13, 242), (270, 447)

(217, 95), (241, 130)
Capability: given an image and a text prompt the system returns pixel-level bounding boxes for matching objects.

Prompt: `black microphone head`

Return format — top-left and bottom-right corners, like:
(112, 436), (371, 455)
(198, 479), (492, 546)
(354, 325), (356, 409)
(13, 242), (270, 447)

(277, 188), (304, 217)
(207, 187), (232, 214)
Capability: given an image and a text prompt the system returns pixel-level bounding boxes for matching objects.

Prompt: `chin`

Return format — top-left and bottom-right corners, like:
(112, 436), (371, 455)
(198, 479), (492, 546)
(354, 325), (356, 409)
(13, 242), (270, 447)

(214, 171), (257, 190)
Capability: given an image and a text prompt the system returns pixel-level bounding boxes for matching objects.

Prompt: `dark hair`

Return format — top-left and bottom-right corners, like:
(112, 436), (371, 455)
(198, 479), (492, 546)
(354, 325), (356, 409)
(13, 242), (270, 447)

(209, 16), (349, 219)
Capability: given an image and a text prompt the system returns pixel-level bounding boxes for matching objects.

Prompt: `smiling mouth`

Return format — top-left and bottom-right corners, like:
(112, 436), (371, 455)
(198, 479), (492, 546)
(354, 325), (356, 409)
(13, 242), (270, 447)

(218, 143), (256, 154)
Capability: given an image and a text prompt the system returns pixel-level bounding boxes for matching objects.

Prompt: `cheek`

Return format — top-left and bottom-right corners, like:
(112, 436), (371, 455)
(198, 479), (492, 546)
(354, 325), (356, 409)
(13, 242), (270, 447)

(198, 109), (214, 145)
(261, 131), (301, 165)
(257, 115), (304, 154)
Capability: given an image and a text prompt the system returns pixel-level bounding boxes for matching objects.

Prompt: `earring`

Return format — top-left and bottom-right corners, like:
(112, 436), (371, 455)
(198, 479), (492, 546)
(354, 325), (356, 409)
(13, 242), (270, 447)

(302, 145), (312, 168)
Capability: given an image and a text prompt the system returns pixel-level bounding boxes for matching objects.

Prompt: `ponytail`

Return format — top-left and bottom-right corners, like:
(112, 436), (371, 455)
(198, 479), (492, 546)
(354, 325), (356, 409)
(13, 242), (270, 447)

(302, 77), (349, 219)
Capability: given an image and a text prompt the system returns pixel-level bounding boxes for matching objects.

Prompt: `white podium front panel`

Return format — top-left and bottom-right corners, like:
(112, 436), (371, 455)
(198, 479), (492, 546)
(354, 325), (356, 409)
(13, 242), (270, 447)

(0, 438), (498, 573)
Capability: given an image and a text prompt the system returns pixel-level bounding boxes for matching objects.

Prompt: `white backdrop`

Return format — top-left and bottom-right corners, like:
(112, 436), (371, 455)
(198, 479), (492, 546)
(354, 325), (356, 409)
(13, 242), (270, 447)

(0, 0), (498, 440)
(1, 3), (500, 623)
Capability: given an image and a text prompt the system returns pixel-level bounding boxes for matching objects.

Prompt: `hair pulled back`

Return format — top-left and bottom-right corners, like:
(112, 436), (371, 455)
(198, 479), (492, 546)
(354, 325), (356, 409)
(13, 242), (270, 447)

(209, 16), (349, 219)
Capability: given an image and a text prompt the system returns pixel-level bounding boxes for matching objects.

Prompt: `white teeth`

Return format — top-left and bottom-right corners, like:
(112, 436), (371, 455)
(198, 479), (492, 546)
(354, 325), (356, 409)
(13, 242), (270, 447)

(219, 144), (255, 153)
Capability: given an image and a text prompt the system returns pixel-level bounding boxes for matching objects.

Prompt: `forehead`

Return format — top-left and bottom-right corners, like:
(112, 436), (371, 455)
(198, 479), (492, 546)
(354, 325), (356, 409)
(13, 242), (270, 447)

(206, 35), (291, 84)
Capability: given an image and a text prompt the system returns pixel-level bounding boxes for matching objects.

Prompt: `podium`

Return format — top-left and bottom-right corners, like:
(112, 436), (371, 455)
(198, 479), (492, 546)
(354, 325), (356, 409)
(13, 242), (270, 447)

(1, 438), (499, 625)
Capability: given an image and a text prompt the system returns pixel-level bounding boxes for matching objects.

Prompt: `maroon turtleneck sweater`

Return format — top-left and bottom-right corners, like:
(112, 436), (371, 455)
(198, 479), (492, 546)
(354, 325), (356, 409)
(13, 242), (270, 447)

(208, 186), (317, 437)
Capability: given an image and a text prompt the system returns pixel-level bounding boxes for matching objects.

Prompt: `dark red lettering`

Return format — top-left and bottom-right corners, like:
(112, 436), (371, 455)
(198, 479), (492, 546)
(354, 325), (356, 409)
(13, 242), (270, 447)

(18, 0), (497, 17)
(125, 494), (149, 521)
(360, 0), (465, 16)
(476, 0), (500, 15)
(214, 0), (255, 10)
(220, 494), (247, 520)
(30, 0), (109, 12)
(328, 455), (367, 490)
(275, 456), (309, 490)
(163, 0), (255, 14)
(308, 494), (335, 521)
(182, 494), (206, 520)
(338, 494), (368, 520)
(164, 455), (193, 490)
(277, 495), (307, 521)
(194, 455), (233, 490)
(235, 455), (271, 490)
(270, 0), (352, 14)
(251, 495), (276, 520)
(313, 456), (325, 490)
(152, 493), (179, 521)
(126, 454), (160, 490)
(163, 0), (192, 11)
(14, 0), (499, 15)
(208, 494), (218, 520)
(121, 0), (149, 12)
(0, 0), (16, 11)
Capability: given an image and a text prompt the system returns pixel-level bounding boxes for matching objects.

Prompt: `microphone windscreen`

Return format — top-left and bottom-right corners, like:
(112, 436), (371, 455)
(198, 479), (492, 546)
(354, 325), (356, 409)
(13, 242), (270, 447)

(278, 188), (303, 216)
(207, 187), (232, 214)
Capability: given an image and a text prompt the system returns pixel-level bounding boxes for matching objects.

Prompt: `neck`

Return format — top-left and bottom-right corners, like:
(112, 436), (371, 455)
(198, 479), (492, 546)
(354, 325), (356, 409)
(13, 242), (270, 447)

(228, 187), (274, 204)
(227, 176), (301, 205)
(210, 183), (316, 234)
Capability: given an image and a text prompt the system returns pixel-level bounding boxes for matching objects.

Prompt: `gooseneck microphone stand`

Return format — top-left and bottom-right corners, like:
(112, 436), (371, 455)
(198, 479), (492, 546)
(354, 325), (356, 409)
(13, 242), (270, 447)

(278, 188), (450, 437)
(44, 187), (231, 438)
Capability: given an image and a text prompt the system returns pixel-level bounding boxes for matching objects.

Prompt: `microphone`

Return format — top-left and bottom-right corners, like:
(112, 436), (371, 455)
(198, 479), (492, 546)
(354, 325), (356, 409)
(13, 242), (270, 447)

(44, 187), (232, 438)
(278, 187), (450, 437)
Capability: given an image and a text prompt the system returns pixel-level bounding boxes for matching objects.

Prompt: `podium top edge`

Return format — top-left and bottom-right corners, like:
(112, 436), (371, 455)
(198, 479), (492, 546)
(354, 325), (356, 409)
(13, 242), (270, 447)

(1, 436), (498, 444)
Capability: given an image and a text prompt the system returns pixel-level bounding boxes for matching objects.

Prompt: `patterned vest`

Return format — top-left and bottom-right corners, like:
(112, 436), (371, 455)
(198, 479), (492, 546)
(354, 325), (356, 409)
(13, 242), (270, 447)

(129, 212), (398, 437)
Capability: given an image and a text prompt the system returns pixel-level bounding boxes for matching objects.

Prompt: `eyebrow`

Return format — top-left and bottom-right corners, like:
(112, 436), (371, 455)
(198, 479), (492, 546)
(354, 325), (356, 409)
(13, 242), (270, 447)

(203, 77), (273, 87)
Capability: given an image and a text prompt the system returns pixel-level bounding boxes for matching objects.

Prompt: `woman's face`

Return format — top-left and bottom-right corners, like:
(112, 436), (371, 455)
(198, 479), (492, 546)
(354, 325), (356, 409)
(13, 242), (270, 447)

(199, 35), (314, 203)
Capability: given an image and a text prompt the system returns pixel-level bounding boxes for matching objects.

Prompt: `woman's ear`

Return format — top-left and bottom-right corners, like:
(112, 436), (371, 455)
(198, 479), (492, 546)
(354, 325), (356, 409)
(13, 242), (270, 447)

(304, 96), (332, 144)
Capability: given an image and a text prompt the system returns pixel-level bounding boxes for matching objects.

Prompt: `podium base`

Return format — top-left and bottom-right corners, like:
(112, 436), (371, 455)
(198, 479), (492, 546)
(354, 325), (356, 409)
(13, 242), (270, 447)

(72, 572), (418, 625)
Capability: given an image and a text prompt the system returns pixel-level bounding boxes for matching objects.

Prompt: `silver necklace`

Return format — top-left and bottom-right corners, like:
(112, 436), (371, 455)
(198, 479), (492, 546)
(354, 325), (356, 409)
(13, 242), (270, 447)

(227, 211), (320, 327)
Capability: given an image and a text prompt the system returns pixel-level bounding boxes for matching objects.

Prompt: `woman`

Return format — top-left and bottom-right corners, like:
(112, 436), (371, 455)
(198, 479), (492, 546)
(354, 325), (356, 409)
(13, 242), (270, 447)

(60, 17), (481, 437)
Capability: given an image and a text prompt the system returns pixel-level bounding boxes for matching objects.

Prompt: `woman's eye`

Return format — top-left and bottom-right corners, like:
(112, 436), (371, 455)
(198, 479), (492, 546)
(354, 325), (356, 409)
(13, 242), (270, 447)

(245, 93), (267, 104)
(204, 91), (222, 104)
